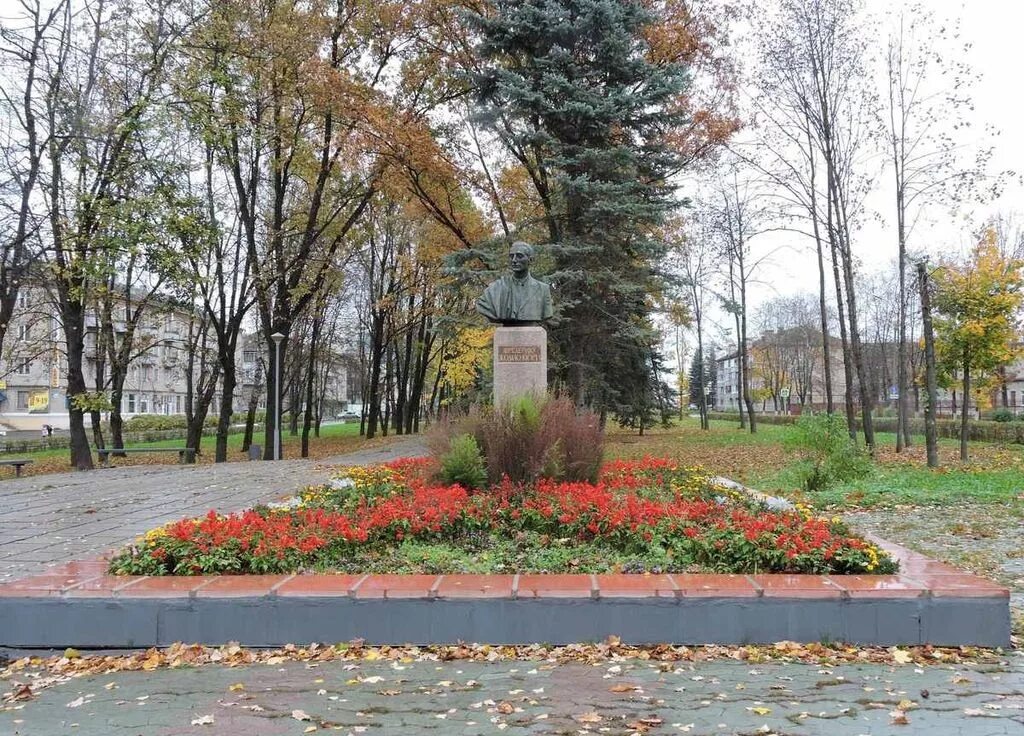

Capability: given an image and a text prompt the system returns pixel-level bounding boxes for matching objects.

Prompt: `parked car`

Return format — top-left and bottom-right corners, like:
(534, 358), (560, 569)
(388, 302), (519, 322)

(337, 411), (360, 421)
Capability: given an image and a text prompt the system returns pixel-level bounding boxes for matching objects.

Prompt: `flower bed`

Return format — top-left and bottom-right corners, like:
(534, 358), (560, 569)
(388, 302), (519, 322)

(108, 457), (896, 576)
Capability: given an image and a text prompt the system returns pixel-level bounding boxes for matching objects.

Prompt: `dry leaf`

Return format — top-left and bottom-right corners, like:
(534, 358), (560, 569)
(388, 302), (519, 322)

(66, 696), (85, 708)
(497, 701), (515, 714)
(748, 706), (772, 716)
(292, 709), (312, 721)
(609, 683), (641, 693)
(574, 712), (603, 723)
(191, 715), (215, 726)
(890, 709), (910, 725)
(228, 683), (245, 692)
(12, 685), (33, 701)
(304, 727), (317, 734)
(892, 649), (913, 664)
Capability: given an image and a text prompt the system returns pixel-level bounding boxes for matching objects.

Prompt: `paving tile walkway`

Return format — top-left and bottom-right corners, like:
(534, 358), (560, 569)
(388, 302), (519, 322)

(0, 437), (427, 583)
(3, 654), (1023, 735)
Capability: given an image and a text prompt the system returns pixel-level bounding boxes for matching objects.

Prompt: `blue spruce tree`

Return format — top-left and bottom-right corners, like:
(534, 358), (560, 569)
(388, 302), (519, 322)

(472, 0), (690, 424)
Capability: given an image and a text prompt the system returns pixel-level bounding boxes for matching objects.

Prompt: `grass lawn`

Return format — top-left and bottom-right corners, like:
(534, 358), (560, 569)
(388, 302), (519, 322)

(0, 421), (377, 479)
(604, 417), (1024, 510)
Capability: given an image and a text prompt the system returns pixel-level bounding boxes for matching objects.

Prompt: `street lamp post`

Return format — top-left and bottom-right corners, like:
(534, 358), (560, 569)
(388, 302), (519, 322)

(271, 332), (284, 460)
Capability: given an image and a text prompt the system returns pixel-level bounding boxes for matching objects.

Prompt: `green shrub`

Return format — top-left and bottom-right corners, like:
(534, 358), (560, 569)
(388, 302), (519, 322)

(439, 434), (488, 491)
(991, 408), (1015, 422)
(784, 413), (872, 492)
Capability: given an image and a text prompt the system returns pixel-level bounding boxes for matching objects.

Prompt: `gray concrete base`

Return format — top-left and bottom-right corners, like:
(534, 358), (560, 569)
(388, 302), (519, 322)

(0, 595), (1010, 649)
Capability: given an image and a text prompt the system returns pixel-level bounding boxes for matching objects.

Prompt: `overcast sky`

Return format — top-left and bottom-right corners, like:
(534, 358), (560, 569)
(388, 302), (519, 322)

(728, 0), (1023, 313)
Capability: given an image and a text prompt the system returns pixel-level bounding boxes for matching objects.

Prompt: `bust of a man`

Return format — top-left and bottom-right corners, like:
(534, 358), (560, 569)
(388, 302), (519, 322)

(476, 242), (554, 325)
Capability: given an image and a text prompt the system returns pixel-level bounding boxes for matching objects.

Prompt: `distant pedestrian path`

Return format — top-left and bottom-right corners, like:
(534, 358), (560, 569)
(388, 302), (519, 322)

(0, 436), (427, 583)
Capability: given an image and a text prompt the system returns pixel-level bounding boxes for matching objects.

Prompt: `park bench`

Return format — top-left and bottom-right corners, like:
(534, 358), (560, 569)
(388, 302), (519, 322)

(96, 447), (197, 468)
(0, 458), (33, 477)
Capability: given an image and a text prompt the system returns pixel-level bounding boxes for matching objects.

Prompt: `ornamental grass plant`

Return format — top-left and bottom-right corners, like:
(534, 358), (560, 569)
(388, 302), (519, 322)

(428, 394), (604, 487)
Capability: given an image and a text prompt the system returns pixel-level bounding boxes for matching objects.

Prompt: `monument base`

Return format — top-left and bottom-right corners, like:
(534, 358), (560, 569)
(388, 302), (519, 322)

(493, 326), (548, 406)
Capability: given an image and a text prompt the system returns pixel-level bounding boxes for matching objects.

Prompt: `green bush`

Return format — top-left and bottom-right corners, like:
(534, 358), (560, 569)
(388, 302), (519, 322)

(439, 434), (488, 491)
(991, 408), (1015, 423)
(122, 415), (185, 431)
(784, 413), (872, 492)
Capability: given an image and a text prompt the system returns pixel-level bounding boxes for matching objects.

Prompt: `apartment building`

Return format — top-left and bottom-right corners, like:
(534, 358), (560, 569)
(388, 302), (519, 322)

(0, 289), (200, 430)
(0, 288), (351, 430)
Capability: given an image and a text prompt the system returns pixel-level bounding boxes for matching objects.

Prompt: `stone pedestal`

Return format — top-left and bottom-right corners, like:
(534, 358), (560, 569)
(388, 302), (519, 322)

(493, 326), (547, 406)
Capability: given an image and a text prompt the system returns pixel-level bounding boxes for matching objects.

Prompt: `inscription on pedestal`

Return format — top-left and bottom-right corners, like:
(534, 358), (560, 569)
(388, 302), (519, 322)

(493, 326), (547, 406)
(498, 345), (541, 363)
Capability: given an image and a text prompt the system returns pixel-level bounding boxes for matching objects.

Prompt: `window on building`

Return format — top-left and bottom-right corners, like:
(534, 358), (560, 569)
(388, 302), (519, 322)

(243, 350), (257, 365)
(140, 396), (149, 413)
(15, 358), (31, 375)
(17, 324), (30, 341)
(17, 291), (29, 309)
(1012, 390), (1018, 408)
(17, 391), (30, 409)
(127, 393), (136, 413)
(175, 395), (182, 413)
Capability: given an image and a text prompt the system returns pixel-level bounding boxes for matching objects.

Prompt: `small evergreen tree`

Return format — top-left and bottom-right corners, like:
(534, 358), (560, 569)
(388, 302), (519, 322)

(688, 352), (704, 408)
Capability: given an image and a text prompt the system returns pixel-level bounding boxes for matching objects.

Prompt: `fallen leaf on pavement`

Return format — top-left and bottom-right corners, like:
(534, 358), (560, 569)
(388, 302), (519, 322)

(12, 684), (33, 701)
(892, 649), (913, 664)
(292, 709), (312, 721)
(191, 715), (215, 726)
(574, 712), (603, 723)
(609, 683), (641, 692)
(890, 709), (910, 725)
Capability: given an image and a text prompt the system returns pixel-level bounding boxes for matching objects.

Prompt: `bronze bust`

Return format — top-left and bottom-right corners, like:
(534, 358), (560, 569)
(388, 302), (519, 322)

(476, 242), (553, 325)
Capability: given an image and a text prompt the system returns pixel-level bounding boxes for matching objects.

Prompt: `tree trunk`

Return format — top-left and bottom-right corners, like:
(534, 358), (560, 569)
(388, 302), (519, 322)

(109, 366), (127, 453)
(828, 207), (856, 439)
(917, 262), (939, 467)
(807, 127), (834, 415)
(740, 281), (756, 433)
(960, 353), (970, 462)
(896, 198), (910, 451)
(63, 300), (94, 470)
(89, 410), (104, 451)
(263, 334), (288, 460)
(301, 309), (324, 458)
(215, 363), (236, 463)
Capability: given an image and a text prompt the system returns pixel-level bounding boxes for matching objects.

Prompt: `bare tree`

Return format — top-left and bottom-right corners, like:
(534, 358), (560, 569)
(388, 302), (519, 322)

(757, 0), (878, 449)
(884, 5), (999, 451)
(35, 0), (185, 469)
(0, 0), (60, 354)
(668, 216), (712, 429)
(704, 165), (775, 432)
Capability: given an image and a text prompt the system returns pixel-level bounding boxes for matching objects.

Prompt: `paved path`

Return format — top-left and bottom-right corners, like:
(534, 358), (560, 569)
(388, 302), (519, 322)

(0, 437), (427, 583)
(3, 654), (1023, 735)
